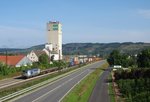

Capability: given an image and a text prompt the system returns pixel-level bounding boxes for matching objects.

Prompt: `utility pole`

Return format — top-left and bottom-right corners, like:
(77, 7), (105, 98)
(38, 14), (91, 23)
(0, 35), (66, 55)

(6, 49), (8, 66)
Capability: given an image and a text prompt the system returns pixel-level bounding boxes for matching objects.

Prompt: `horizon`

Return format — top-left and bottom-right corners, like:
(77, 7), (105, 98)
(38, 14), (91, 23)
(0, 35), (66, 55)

(0, 41), (149, 49)
(0, 0), (150, 48)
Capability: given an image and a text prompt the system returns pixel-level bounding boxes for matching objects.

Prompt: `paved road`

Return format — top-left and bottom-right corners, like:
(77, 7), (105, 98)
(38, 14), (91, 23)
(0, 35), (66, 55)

(88, 67), (112, 102)
(12, 60), (106, 102)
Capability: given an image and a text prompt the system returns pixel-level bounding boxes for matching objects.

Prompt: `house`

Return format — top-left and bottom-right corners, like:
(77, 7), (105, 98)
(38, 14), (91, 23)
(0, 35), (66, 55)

(27, 50), (46, 62)
(27, 43), (62, 62)
(43, 48), (59, 61)
(0, 55), (32, 67)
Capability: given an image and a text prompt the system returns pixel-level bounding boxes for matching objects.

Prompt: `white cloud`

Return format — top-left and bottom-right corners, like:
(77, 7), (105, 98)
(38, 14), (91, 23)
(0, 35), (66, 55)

(84, 29), (150, 43)
(112, 30), (150, 43)
(0, 25), (149, 48)
(0, 25), (46, 48)
(63, 28), (150, 44)
(138, 9), (150, 19)
(63, 22), (150, 43)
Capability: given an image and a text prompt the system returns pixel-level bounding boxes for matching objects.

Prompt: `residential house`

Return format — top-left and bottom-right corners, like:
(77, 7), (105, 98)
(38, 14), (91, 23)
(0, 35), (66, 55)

(0, 55), (32, 67)
(43, 48), (59, 61)
(27, 50), (46, 62)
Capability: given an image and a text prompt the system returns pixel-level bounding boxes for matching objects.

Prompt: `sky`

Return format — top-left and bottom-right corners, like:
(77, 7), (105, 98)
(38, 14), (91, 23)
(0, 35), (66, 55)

(0, 0), (150, 48)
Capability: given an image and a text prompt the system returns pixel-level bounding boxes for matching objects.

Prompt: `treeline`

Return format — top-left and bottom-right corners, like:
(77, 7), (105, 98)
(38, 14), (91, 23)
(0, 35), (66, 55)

(32, 53), (67, 70)
(107, 48), (150, 68)
(109, 48), (150, 102)
(114, 68), (150, 80)
(114, 69), (150, 102)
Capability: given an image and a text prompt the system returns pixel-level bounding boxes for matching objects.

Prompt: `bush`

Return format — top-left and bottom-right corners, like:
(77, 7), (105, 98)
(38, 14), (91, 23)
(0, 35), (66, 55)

(114, 68), (150, 102)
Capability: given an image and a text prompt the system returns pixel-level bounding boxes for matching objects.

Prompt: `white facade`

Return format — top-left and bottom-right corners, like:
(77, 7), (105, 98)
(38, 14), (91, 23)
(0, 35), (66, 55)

(27, 50), (46, 62)
(47, 21), (62, 60)
(43, 48), (59, 61)
(45, 43), (53, 51)
(27, 51), (39, 62)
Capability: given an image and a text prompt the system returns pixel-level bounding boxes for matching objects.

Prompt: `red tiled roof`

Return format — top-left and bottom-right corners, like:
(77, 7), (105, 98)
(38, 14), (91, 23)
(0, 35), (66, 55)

(0, 55), (25, 66)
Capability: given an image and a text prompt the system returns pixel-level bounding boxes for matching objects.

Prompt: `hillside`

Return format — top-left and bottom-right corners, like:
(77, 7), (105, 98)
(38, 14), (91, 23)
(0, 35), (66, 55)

(62, 42), (150, 56)
(0, 42), (150, 57)
(0, 44), (45, 55)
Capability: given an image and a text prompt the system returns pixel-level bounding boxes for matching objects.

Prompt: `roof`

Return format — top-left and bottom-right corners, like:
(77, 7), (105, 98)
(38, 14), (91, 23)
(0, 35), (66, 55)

(33, 50), (46, 57)
(0, 55), (25, 66)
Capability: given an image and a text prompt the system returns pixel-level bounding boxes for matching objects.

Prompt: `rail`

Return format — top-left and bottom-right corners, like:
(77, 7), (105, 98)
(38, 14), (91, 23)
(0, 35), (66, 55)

(0, 62), (97, 102)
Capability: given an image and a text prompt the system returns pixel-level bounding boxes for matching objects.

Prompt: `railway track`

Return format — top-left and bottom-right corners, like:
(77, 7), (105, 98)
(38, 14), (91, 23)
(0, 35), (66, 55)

(0, 67), (61, 90)
(0, 64), (84, 90)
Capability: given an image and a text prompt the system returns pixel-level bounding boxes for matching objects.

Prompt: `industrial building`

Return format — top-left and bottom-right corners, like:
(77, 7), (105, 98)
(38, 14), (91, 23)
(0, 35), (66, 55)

(46, 21), (62, 60)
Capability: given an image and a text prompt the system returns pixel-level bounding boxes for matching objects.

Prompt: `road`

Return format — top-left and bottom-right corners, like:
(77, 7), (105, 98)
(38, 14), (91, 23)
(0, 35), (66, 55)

(88, 67), (112, 102)
(11, 60), (106, 102)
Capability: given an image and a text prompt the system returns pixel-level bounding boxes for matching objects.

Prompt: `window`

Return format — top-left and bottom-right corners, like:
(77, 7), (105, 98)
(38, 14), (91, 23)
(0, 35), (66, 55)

(53, 24), (58, 27)
(53, 28), (58, 30)
(53, 24), (58, 30)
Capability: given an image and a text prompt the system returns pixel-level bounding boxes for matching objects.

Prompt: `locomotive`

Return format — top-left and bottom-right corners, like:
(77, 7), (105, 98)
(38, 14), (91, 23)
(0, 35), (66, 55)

(22, 68), (40, 78)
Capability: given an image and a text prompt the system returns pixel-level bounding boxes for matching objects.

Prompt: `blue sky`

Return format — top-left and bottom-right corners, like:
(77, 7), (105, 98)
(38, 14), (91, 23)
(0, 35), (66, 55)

(0, 0), (150, 48)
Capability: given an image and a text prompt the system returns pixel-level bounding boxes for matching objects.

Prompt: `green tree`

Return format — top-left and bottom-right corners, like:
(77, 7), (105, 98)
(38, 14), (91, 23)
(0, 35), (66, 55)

(107, 50), (122, 66)
(39, 54), (49, 67)
(137, 49), (150, 68)
(0, 62), (11, 76)
(107, 50), (136, 67)
(32, 62), (39, 68)
(121, 54), (129, 68)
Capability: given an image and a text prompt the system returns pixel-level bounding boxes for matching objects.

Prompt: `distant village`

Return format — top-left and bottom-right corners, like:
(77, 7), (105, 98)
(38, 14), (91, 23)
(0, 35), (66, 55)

(0, 21), (100, 68)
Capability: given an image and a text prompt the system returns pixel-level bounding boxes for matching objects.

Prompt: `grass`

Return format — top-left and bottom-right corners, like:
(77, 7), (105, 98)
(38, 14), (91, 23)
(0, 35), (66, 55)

(0, 72), (21, 80)
(108, 73), (116, 102)
(0, 63), (87, 98)
(62, 62), (109, 102)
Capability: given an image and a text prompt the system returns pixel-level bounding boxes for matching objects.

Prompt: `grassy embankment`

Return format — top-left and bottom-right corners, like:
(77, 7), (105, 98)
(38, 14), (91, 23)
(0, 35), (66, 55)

(108, 73), (116, 102)
(62, 62), (109, 102)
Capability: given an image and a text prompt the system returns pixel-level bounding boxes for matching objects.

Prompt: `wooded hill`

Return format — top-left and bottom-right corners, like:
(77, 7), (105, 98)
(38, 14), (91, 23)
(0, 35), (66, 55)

(62, 42), (150, 57)
(0, 42), (150, 57)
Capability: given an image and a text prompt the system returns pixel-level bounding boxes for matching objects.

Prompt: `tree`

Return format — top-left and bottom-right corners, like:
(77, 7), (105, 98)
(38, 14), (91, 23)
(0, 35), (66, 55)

(107, 50), (122, 66)
(39, 54), (49, 66)
(32, 62), (39, 68)
(137, 49), (150, 68)
(107, 50), (135, 67)
(121, 54), (129, 68)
